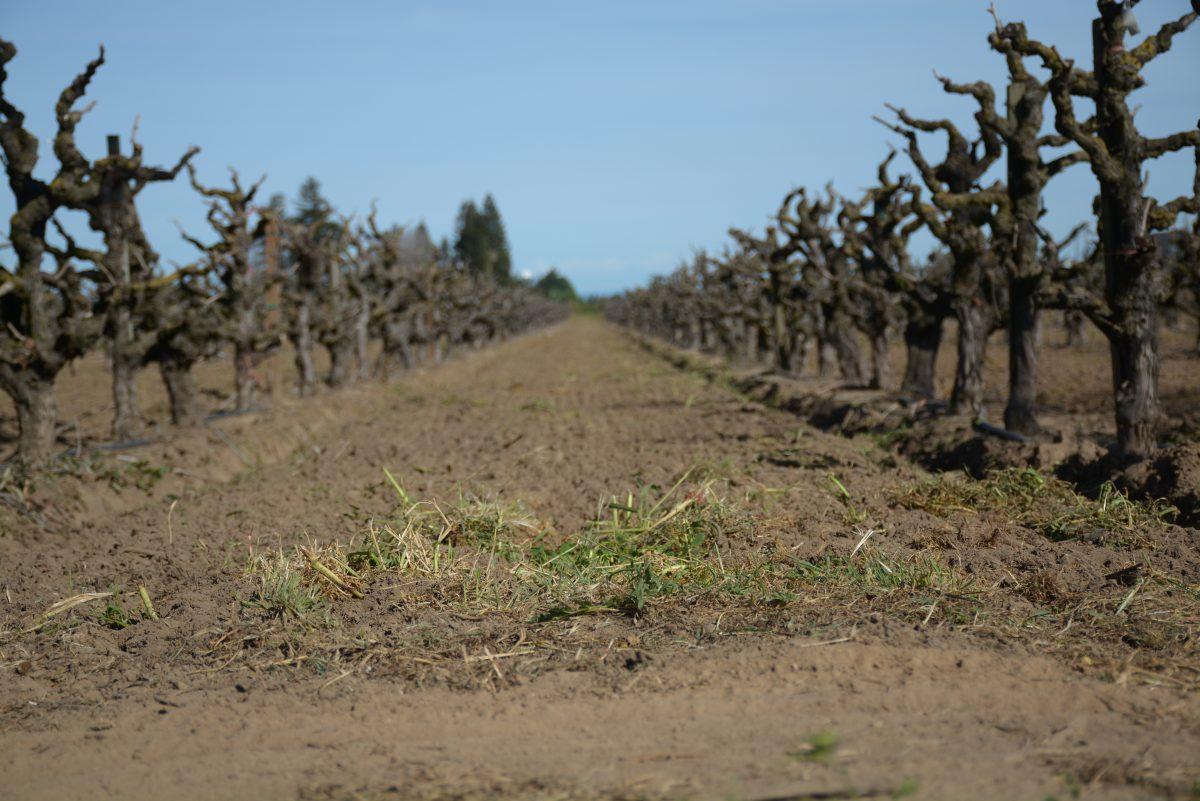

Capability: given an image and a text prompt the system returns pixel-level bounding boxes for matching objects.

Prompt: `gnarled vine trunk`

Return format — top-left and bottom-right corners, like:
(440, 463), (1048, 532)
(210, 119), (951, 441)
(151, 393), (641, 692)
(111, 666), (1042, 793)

(355, 300), (372, 380)
(110, 331), (143, 442)
(159, 357), (203, 427)
(869, 330), (890, 390)
(1004, 276), (1042, 434)
(1063, 310), (1085, 347)
(1103, 213), (1162, 459)
(899, 317), (942, 399)
(326, 338), (355, 388)
(826, 309), (866, 384)
(292, 301), (317, 396)
(951, 299), (993, 417)
(6, 374), (59, 469)
(234, 345), (257, 411)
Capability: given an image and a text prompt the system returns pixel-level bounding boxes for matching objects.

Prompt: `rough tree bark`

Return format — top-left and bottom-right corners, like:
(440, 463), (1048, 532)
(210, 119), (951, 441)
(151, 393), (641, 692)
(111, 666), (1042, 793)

(899, 314), (943, 399)
(51, 106), (198, 440)
(825, 301), (867, 384)
(317, 221), (358, 389)
(953, 297), (996, 415)
(12, 375), (57, 466)
(1005, 1), (1200, 458)
(839, 153), (934, 393)
(292, 300), (318, 395)
(365, 215), (425, 378)
(285, 220), (331, 396)
(326, 339), (356, 388)
(1063, 310), (1085, 346)
(143, 267), (227, 427)
(881, 89), (1004, 417)
(159, 357), (202, 427)
(0, 41), (106, 467)
(774, 187), (870, 384)
(928, 17), (1090, 434)
(729, 221), (804, 375)
(183, 165), (276, 412)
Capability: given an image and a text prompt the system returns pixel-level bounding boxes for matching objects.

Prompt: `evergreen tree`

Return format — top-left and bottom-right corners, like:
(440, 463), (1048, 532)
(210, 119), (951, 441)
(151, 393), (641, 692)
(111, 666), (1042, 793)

(413, 221), (433, 253)
(398, 221), (437, 264)
(291, 177), (341, 244)
(266, 192), (288, 216)
(453, 200), (490, 272)
(453, 194), (513, 281)
(534, 269), (578, 304)
(293, 177), (332, 226)
(481, 194), (512, 281)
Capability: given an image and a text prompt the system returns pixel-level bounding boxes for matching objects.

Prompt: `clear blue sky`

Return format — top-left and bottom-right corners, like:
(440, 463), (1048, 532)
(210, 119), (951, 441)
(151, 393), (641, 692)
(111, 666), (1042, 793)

(3, 1), (1198, 295)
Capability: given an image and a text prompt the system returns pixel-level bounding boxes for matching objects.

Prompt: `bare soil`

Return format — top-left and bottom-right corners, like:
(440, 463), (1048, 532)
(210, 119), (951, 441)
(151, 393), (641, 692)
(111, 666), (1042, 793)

(1, 317), (1198, 801)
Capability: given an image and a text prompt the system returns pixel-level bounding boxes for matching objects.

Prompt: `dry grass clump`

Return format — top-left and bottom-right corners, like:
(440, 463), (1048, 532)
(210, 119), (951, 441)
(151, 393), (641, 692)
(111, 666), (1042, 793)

(247, 550), (335, 625)
(243, 468), (993, 643)
(245, 471), (771, 627)
(227, 466), (1199, 689)
(893, 467), (1177, 546)
(787, 547), (984, 624)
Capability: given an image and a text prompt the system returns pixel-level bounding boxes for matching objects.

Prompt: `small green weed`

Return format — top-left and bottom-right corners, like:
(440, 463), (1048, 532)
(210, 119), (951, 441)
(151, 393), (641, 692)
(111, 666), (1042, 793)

(100, 600), (135, 630)
(788, 731), (839, 762)
(49, 455), (169, 494)
(520, 398), (555, 413)
(865, 420), (913, 450)
(828, 473), (869, 525)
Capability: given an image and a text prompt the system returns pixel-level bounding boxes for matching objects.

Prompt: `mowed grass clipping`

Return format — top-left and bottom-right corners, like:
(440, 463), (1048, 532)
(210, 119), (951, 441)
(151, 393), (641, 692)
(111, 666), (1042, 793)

(245, 467), (987, 633)
(892, 467), (1178, 548)
(247, 469), (776, 625)
(224, 465), (1200, 689)
(15, 464), (1192, 687)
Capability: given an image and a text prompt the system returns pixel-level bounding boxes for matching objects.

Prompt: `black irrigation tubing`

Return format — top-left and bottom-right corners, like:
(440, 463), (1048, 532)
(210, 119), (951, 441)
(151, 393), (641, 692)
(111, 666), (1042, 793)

(204, 406), (266, 422)
(972, 419), (1031, 444)
(68, 438), (159, 456)
(0, 437), (162, 471)
(0, 406), (267, 471)
(203, 420), (253, 467)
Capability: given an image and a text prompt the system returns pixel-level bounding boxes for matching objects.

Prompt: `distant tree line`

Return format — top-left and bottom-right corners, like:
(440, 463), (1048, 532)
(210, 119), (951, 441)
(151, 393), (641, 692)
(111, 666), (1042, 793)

(534, 269), (579, 304)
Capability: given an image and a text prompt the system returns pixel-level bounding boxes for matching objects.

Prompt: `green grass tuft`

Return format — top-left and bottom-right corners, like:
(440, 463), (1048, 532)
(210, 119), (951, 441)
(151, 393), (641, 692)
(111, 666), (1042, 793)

(788, 731), (839, 762)
(246, 549), (332, 625)
(894, 468), (1176, 547)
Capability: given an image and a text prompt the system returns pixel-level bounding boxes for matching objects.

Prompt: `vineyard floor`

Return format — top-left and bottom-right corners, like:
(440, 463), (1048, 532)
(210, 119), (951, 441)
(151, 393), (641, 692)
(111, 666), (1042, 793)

(1, 317), (1198, 801)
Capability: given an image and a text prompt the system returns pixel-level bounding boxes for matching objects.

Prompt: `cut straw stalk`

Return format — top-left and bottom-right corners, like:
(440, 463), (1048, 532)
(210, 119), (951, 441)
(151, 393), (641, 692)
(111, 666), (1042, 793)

(23, 591), (112, 633)
(300, 547), (364, 598)
(138, 585), (159, 620)
(382, 466), (413, 506)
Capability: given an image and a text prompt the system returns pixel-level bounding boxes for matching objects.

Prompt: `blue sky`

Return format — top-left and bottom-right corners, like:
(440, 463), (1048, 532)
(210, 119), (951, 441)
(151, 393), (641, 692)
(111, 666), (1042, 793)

(3, 1), (1198, 294)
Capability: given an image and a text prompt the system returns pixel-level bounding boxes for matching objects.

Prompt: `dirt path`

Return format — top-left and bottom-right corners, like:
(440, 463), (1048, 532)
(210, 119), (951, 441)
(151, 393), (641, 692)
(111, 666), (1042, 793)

(2, 318), (1197, 801)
